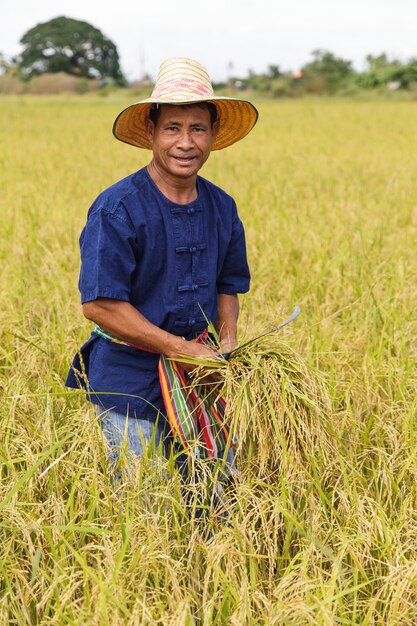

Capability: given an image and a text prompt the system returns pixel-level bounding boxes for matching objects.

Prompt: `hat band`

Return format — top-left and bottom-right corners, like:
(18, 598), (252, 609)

(152, 78), (214, 100)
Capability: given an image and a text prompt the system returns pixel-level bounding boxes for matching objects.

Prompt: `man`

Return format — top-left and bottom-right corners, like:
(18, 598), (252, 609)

(66, 57), (258, 465)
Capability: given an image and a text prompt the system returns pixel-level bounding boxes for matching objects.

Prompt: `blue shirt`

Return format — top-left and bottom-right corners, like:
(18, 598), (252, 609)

(66, 167), (250, 420)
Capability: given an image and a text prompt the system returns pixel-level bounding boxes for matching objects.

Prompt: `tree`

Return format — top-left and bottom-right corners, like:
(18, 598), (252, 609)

(17, 16), (126, 84)
(267, 65), (281, 79)
(399, 58), (417, 88)
(357, 54), (400, 88)
(302, 49), (353, 93)
(357, 54), (417, 89)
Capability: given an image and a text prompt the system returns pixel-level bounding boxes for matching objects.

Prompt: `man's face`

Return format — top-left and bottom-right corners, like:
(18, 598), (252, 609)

(146, 104), (218, 181)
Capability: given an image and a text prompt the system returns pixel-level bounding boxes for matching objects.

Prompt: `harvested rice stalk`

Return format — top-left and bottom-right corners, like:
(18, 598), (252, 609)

(193, 336), (336, 484)
(226, 337), (335, 482)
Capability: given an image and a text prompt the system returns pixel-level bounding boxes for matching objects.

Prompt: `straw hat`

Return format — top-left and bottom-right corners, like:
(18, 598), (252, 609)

(113, 58), (258, 151)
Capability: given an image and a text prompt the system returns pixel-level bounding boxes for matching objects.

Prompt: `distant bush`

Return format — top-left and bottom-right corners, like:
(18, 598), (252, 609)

(407, 80), (417, 94)
(0, 74), (25, 94)
(304, 75), (328, 94)
(270, 76), (298, 98)
(24, 72), (100, 95)
(0, 72), (101, 95)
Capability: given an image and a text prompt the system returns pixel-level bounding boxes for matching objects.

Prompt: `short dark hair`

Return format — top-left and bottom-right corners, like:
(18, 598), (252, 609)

(149, 102), (218, 127)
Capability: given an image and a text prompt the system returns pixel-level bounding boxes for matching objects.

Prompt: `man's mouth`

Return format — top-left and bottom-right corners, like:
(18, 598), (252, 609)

(172, 156), (196, 164)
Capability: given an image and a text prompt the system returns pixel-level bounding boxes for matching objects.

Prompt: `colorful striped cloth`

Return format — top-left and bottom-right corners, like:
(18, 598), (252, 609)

(93, 325), (231, 459)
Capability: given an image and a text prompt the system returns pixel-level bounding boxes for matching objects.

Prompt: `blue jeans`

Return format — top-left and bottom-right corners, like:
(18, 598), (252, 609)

(98, 408), (167, 464)
(97, 407), (237, 478)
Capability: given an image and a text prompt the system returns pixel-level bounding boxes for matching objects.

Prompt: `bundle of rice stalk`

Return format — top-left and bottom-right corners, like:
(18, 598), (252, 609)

(222, 336), (335, 481)
(190, 334), (336, 490)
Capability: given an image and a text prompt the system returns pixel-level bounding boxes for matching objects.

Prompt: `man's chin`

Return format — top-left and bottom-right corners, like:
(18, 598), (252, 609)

(170, 162), (199, 177)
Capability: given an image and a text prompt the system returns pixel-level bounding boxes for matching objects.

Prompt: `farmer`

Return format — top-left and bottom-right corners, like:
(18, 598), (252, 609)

(66, 57), (258, 468)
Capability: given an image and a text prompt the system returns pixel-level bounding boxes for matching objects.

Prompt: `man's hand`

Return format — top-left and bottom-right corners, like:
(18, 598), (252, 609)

(172, 337), (222, 382)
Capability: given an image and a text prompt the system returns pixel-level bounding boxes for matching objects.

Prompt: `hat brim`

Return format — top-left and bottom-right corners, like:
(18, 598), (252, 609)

(112, 97), (258, 150)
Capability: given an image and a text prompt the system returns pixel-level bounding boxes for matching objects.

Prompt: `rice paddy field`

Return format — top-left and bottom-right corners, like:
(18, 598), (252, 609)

(1, 94), (417, 625)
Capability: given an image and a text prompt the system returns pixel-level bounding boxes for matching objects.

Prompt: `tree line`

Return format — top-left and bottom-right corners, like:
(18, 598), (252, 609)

(220, 50), (417, 97)
(1, 16), (417, 96)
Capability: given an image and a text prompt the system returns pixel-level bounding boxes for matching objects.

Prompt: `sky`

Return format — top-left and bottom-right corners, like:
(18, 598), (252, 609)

(2, 0), (417, 82)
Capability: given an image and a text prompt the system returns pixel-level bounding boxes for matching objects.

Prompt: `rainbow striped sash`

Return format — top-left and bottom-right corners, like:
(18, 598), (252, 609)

(94, 325), (231, 459)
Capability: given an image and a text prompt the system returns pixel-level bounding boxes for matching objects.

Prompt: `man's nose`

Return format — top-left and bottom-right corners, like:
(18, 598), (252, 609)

(176, 129), (194, 148)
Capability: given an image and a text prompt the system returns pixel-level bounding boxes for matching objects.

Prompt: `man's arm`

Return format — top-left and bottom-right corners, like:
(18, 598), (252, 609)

(82, 298), (219, 364)
(215, 293), (240, 354)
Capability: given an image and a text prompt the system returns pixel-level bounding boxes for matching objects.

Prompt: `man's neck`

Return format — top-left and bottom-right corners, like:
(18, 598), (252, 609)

(147, 161), (197, 204)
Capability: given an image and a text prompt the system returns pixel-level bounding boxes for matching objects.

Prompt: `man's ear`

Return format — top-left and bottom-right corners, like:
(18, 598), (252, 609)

(145, 117), (155, 143)
(212, 119), (220, 138)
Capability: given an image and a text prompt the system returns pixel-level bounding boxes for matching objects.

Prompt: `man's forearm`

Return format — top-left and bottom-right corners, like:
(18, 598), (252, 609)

(82, 298), (217, 360)
(215, 293), (239, 352)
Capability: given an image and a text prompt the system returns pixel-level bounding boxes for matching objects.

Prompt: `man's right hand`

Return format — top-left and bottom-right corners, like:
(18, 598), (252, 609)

(170, 336), (222, 379)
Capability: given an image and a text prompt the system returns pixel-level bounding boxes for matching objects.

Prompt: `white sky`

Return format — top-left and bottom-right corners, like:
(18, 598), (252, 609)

(2, 0), (417, 81)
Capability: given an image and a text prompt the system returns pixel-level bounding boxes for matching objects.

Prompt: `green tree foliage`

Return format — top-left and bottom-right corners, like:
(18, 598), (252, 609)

(357, 54), (401, 88)
(301, 49), (353, 93)
(398, 58), (417, 88)
(17, 16), (126, 84)
(358, 54), (417, 89)
(267, 65), (281, 79)
(244, 65), (286, 93)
